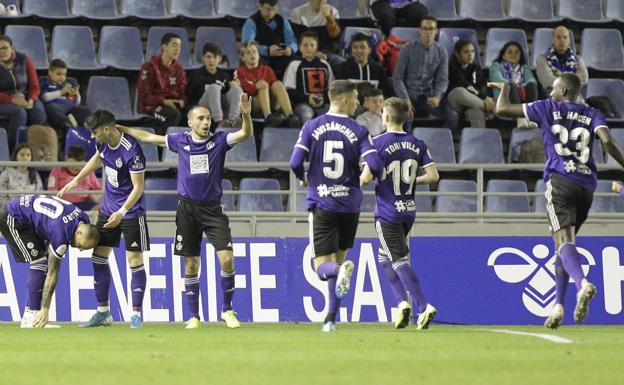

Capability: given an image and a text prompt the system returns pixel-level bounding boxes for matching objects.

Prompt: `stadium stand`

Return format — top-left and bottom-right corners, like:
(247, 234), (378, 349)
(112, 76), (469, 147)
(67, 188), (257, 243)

(436, 179), (478, 213)
(580, 29), (624, 72)
(438, 28), (481, 66)
(86, 76), (140, 122)
(98, 26), (144, 71)
(238, 178), (284, 212)
(194, 26), (239, 70)
(50, 25), (106, 71)
(71, 0), (120, 20)
(508, 0), (560, 23)
(411, 127), (456, 164)
(458, 128), (504, 164)
(4, 25), (48, 70)
(485, 179), (530, 212)
(146, 26), (196, 69)
(484, 28), (529, 67)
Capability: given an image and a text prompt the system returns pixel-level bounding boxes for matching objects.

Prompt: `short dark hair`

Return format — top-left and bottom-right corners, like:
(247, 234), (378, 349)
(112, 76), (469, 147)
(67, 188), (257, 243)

(161, 32), (181, 47)
(66, 145), (86, 161)
(0, 35), (12, 46)
(359, 87), (383, 104)
(299, 31), (319, 45)
(559, 73), (581, 99)
(420, 15), (438, 27)
(49, 58), (67, 71)
(202, 42), (222, 57)
(350, 32), (371, 48)
(384, 97), (410, 124)
(84, 110), (116, 132)
(259, 0), (278, 5)
(329, 80), (357, 101)
(495, 41), (526, 65)
(453, 39), (473, 54)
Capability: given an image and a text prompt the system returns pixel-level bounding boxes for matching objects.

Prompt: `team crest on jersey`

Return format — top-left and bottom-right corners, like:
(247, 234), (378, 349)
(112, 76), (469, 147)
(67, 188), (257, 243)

(115, 158), (123, 168)
(206, 141), (215, 150)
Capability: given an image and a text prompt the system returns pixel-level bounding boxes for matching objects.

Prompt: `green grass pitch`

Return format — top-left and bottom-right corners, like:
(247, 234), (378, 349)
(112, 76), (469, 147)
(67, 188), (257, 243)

(1, 323), (623, 385)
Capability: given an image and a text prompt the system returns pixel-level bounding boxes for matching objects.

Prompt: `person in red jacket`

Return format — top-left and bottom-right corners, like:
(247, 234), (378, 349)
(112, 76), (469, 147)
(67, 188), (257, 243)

(0, 35), (47, 149)
(137, 33), (188, 135)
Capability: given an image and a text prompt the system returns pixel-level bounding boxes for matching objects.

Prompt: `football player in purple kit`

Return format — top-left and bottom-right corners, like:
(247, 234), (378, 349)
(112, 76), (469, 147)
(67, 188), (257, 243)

(58, 110), (150, 329)
(490, 73), (624, 328)
(116, 93), (253, 329)
(290, 80), (385, 332)
(0, 194), (100, 328)
(360, 97), (439, 330)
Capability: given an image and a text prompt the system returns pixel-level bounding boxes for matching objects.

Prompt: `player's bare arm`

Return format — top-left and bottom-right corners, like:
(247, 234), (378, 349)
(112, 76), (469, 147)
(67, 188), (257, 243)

(33, 253), (61, 327)
(360, 163), (374, 186)
(416, 164), (440, 185)
(117, 124), (167, 147)
(597, 126), (624, 168)
(58, 151), (102, 197)
(488, 82), (524, 118)
(103, 171), (144, 229)
(228, 93), (253, 144)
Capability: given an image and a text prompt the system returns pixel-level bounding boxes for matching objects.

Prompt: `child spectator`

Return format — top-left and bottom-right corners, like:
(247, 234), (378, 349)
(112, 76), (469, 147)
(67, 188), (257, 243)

(39, 59), (92, 134)
(0, 143), (42, 208)
(236, 41), (301, 127)
(291, 0), (341, 61)
(187, 43), (244, 128)
(47, 145), (101, 211)
(356, 87), (385, 136)
(283, 31), (333, 123)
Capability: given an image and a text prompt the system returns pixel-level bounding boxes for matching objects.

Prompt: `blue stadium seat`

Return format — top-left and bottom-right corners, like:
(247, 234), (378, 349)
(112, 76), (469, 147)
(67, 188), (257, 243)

(135, 127), (167, 172)
(50, 26), (106, 71)
(98, 26), (143, 71)
(438, 28), (480, 66)
(146, 27), (196, 69)
(436, 179), (478, 212)
(86, 76), (138, 121)
(361, 183), (375, 213)
(170, 0), (218, 19)
(508, 0), (560, 22)
(333, 0), (368, 20)
(591, 180), (624, 213)
(292, 179), (308, 213)
(341, 27), (383, 57)
(415, 184), (433, 213)
(238, 178), (284, 212)
(585, 79), (624, 122)
(605, 0), (624, 21)
(458, 128), (504, 164)
(607, 129), (624, 164)
(161, 126), (191, 166)
(216, 0), (257, 19)
(531, 28), (575, 67)
(221, 179), (235, 212)
(557, 0), (608, 23)
(485, 179), (530, 212)
(420, 0), (462, 21)
(4, 25), (49, 70)
(533, 179), (546, 213)
(194, 27), (239, 70)
(388, 27), (420, 43)
(459, 0), (509, 22)
(0, 128), (9, 162)
(144, 178), (178, 211)
(411, 127), (455, 163)
(64, 127), (97, 160)
(259, 127), (300, 171)
(580, 29), (624, 72)
(507, 127), (541, 163)
(484, 28), (529, 67)
(72, 0), (120, 20)
(120, 0), (174, 20)
(22, 0), (77, 19)
(218, 128), (261, 172)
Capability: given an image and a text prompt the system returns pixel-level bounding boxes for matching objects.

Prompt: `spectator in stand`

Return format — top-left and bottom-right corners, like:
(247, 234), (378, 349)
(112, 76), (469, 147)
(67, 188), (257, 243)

(536, 26), (588, 104)
(138, 33), (187, 135)
(39, 59), (92, 135)
(291, 0), (341, 60)
(393, 16), (457, 130)
(356, 87), (385, 136)
(236, 41), (300, 128)
(334, 32), (394, 97)
(187, 43), (244, 128)
(283, 31), (334, 123)
(361, 0), (429, 36)
(447, 40), (494, 128)
(242, 0), (298, 79)
(0, 143), (42, 208)
(0, 35), (47, 149)
(489, 41), (537, 128)
(47, 145), (101, 211)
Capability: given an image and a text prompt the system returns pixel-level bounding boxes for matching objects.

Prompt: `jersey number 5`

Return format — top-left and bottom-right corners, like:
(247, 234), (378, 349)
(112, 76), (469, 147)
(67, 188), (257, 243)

(323, 140), (344, 179)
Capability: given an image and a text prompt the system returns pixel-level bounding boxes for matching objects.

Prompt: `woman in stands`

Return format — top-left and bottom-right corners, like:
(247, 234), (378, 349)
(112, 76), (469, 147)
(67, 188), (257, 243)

(0, 35), (47, 149)
(0, 143), (43, 208)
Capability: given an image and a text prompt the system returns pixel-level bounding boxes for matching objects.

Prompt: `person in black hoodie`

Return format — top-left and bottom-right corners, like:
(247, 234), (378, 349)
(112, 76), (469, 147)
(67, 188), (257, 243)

(447, 39), (494, 128)
(334, 32), (394, 98)
(187, 43), (244, 128)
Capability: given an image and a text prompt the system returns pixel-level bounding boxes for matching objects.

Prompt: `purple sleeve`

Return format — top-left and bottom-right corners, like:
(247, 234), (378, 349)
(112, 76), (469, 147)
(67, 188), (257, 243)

(360, 133), (384, 179)
(619, 189), (624, 197)
(591, 110), (609, 133)
(420, 143), (435, 167)
(48, 229), (69, 259)
(166, 133), (181, 153)
(290, 125), (311, 180)
(128, 147), (146, 173)
(522, 100), (543, 123)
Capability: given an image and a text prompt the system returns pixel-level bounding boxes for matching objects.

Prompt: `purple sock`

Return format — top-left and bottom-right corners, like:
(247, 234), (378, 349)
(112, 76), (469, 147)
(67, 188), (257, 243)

(325, 276), (339, 323)
(316, 262), (339, 280)
(184, 274), (200, 319)
(27, 259), (48, 311)
(558, 243), (585, 291)
(131, 264), (146, 312)
(554, 255), (569, 305)
(394, 259), (428, 313)
(378, 249), (408, 305)
(220, 270), (235, 312)
(92, 255), (111, 306)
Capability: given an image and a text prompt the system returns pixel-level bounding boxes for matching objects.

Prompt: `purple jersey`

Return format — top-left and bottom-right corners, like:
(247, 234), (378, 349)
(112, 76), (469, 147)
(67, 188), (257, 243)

(166, 131), (235, 202)
(97, 134), (146, 217)
(372, 132), (434, 224)
(293, 112), (381, 213)
(523, 98), (608, 191)
(6, 194), (90, 259)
